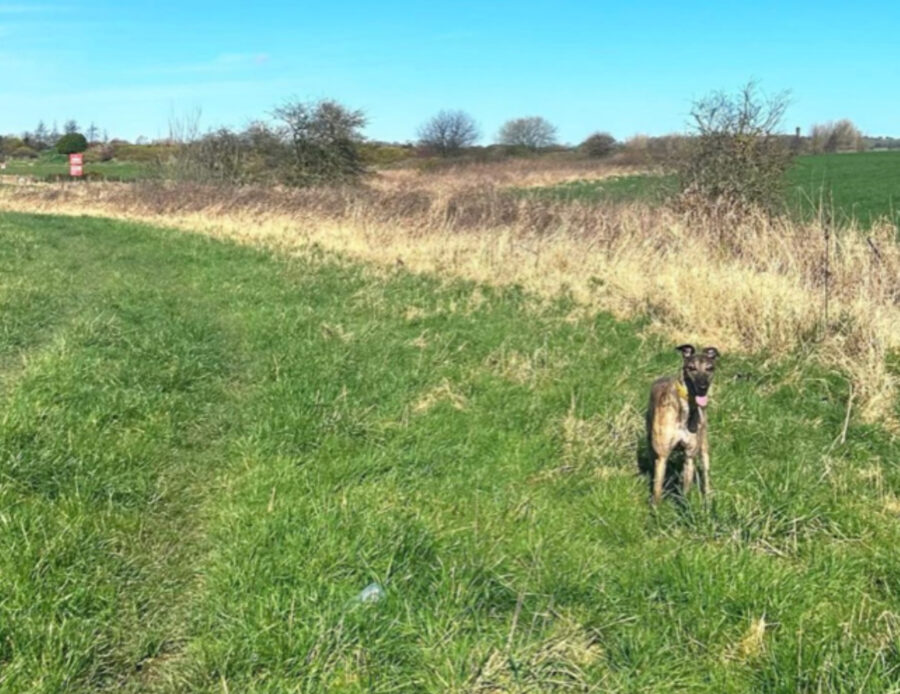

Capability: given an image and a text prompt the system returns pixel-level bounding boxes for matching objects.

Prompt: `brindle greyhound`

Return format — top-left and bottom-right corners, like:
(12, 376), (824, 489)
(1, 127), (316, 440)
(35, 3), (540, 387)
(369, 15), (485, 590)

(646, 344), (720, 505)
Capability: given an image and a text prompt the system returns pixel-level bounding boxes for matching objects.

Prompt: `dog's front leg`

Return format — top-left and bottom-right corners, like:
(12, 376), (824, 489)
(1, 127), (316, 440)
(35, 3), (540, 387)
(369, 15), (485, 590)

(683, 457), (696, 497)
(699, 447), (711, 498)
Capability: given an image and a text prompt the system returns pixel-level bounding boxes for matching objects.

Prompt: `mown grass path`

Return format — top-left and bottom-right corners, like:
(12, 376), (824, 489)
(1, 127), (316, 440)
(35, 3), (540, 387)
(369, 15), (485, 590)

(1, 211), (899, 692)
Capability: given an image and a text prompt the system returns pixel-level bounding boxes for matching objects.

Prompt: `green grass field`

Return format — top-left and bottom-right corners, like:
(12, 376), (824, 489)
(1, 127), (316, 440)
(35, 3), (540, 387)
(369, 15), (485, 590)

(2, 211), (900, 692)
(523, 151), (900, 228)
(786, 151), (900, 227)
(1, 157), (152, 181)
(522, 174), (679, 205)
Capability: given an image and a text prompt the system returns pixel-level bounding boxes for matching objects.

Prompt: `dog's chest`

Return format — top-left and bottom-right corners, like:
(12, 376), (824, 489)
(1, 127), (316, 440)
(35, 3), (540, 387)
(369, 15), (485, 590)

(675, 399), (704, 453)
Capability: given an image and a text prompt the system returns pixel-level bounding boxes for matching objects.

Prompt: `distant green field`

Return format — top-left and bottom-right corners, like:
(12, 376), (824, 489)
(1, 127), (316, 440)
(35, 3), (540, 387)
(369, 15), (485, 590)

(1, 157), (152, 181)
(786, 151), (900, 227)
(523, 151), (900, 228)
(2, 210), (900, 692)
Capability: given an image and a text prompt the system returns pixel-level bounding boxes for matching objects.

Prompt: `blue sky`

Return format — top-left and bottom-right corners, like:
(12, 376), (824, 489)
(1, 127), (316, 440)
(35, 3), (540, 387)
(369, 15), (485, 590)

(2, 1), (898, 143)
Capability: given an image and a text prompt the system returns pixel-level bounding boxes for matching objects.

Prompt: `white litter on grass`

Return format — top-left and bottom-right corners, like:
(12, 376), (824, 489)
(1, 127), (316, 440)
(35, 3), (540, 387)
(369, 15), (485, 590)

(355, 582), (386, 604)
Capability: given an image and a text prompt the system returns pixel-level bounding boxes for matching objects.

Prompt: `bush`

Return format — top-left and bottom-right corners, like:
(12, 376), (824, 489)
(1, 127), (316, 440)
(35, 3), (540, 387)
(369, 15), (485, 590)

(677, 82), (794, 215)
(12, 146), (39, 159)
(162, 98), (368, 186)
(358, 143), (415, 167)
(36, 151), (68, 164)
(83, 144), (115, 163)
(55, 133), (88, 154)
(498, 144), (533, 158)
(580, 132), (617, 158)
(111, 143), (174, 163)
(1, 136), (25, 156)
(181, 129), (256, 184)
(166, 126), (283, 185)
(272, 98), (368, 185)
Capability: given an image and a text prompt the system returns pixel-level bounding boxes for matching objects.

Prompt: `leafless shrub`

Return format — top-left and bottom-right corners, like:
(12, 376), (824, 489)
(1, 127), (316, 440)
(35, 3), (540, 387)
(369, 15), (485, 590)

(417, 110), (480, 157)
(678, 81), (794, 216)
(497, 117), (558, 150)
(164, 99), (367, 186)
(809, 119), (865, 153)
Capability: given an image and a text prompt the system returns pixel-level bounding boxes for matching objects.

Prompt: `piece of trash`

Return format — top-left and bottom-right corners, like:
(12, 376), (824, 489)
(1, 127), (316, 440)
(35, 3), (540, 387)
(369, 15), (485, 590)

(355, 582), (386, 604)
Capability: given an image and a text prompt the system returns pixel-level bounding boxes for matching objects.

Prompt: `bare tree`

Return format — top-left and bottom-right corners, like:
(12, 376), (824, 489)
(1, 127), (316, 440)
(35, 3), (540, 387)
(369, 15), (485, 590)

(417, 110), (479, 156)
(272, 98), (367, 184)
(191, 128), (252, 183)
(679, 81), (794, 214)
(86, 122), (99, 144)
(690, 82), (789, 138)
(33, 121), (49, 149)
(810, 119), (864, 153)
(168, 107), (203, 145)
(64, 119), (79, 135)
(496, 116), (557, 150)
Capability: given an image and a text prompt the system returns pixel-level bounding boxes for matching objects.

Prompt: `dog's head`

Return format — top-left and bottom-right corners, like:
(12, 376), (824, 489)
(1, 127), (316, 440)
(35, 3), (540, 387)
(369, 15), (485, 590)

(676, 344), (719, 408)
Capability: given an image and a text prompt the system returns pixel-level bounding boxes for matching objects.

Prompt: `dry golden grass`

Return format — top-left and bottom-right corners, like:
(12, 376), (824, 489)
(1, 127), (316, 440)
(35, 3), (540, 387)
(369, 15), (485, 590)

(374, 157), (639, 191)
(413, 379), (468, 414)
(724, 616), (769, 663)
(470, 614), (603, 692)
(558, 398), (643, 470)
(1, 175), (897, 424)
(483, 346), (559, 387)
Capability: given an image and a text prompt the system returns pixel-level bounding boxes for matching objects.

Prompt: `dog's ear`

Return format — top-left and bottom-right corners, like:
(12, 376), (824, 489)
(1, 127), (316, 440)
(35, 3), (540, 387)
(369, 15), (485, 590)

(675, 344), (696, 358)
(703, 346), (720, 360)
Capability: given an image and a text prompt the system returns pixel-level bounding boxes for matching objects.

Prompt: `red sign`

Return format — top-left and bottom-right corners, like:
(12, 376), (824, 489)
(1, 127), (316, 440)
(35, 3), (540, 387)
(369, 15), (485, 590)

(69, 153), (84, 177)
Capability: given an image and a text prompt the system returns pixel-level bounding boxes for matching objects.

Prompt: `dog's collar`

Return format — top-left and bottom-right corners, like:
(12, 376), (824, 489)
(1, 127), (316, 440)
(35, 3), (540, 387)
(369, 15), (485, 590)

(675, 381), (689, 400)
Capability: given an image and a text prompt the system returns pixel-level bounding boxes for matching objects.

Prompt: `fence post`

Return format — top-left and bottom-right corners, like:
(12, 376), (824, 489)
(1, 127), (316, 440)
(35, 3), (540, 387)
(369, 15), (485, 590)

(823, 221), (830, 340)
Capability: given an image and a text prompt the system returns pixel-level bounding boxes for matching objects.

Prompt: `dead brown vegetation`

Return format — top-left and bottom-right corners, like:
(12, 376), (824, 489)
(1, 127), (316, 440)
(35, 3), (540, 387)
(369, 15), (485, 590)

(378, 157), (639, 188)
(1, 173), (897, 423)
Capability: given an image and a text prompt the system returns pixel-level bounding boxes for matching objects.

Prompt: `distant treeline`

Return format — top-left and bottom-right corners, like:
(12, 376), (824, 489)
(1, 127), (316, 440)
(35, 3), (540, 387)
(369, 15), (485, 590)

(3, 129), (888, 168)
(2, 98), (895, 194)
(865, 136), (900, 150)
(2, 107), (893, 165)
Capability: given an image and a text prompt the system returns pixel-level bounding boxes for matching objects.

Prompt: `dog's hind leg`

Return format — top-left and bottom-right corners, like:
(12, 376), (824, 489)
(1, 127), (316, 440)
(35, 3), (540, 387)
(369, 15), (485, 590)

(683, 457), (696, 497)
(651, 443), (672, 505)
(652, 455), (666, 505)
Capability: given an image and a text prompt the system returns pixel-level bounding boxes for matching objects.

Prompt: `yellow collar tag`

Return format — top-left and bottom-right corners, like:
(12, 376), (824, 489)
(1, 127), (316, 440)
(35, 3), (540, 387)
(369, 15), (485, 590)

(675, 382), (688, 400)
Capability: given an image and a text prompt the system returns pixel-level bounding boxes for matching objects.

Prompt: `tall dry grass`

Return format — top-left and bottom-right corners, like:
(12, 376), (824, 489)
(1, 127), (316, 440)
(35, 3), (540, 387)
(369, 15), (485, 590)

(375, 156), (643, 190)
(1, 175), (897, 423)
